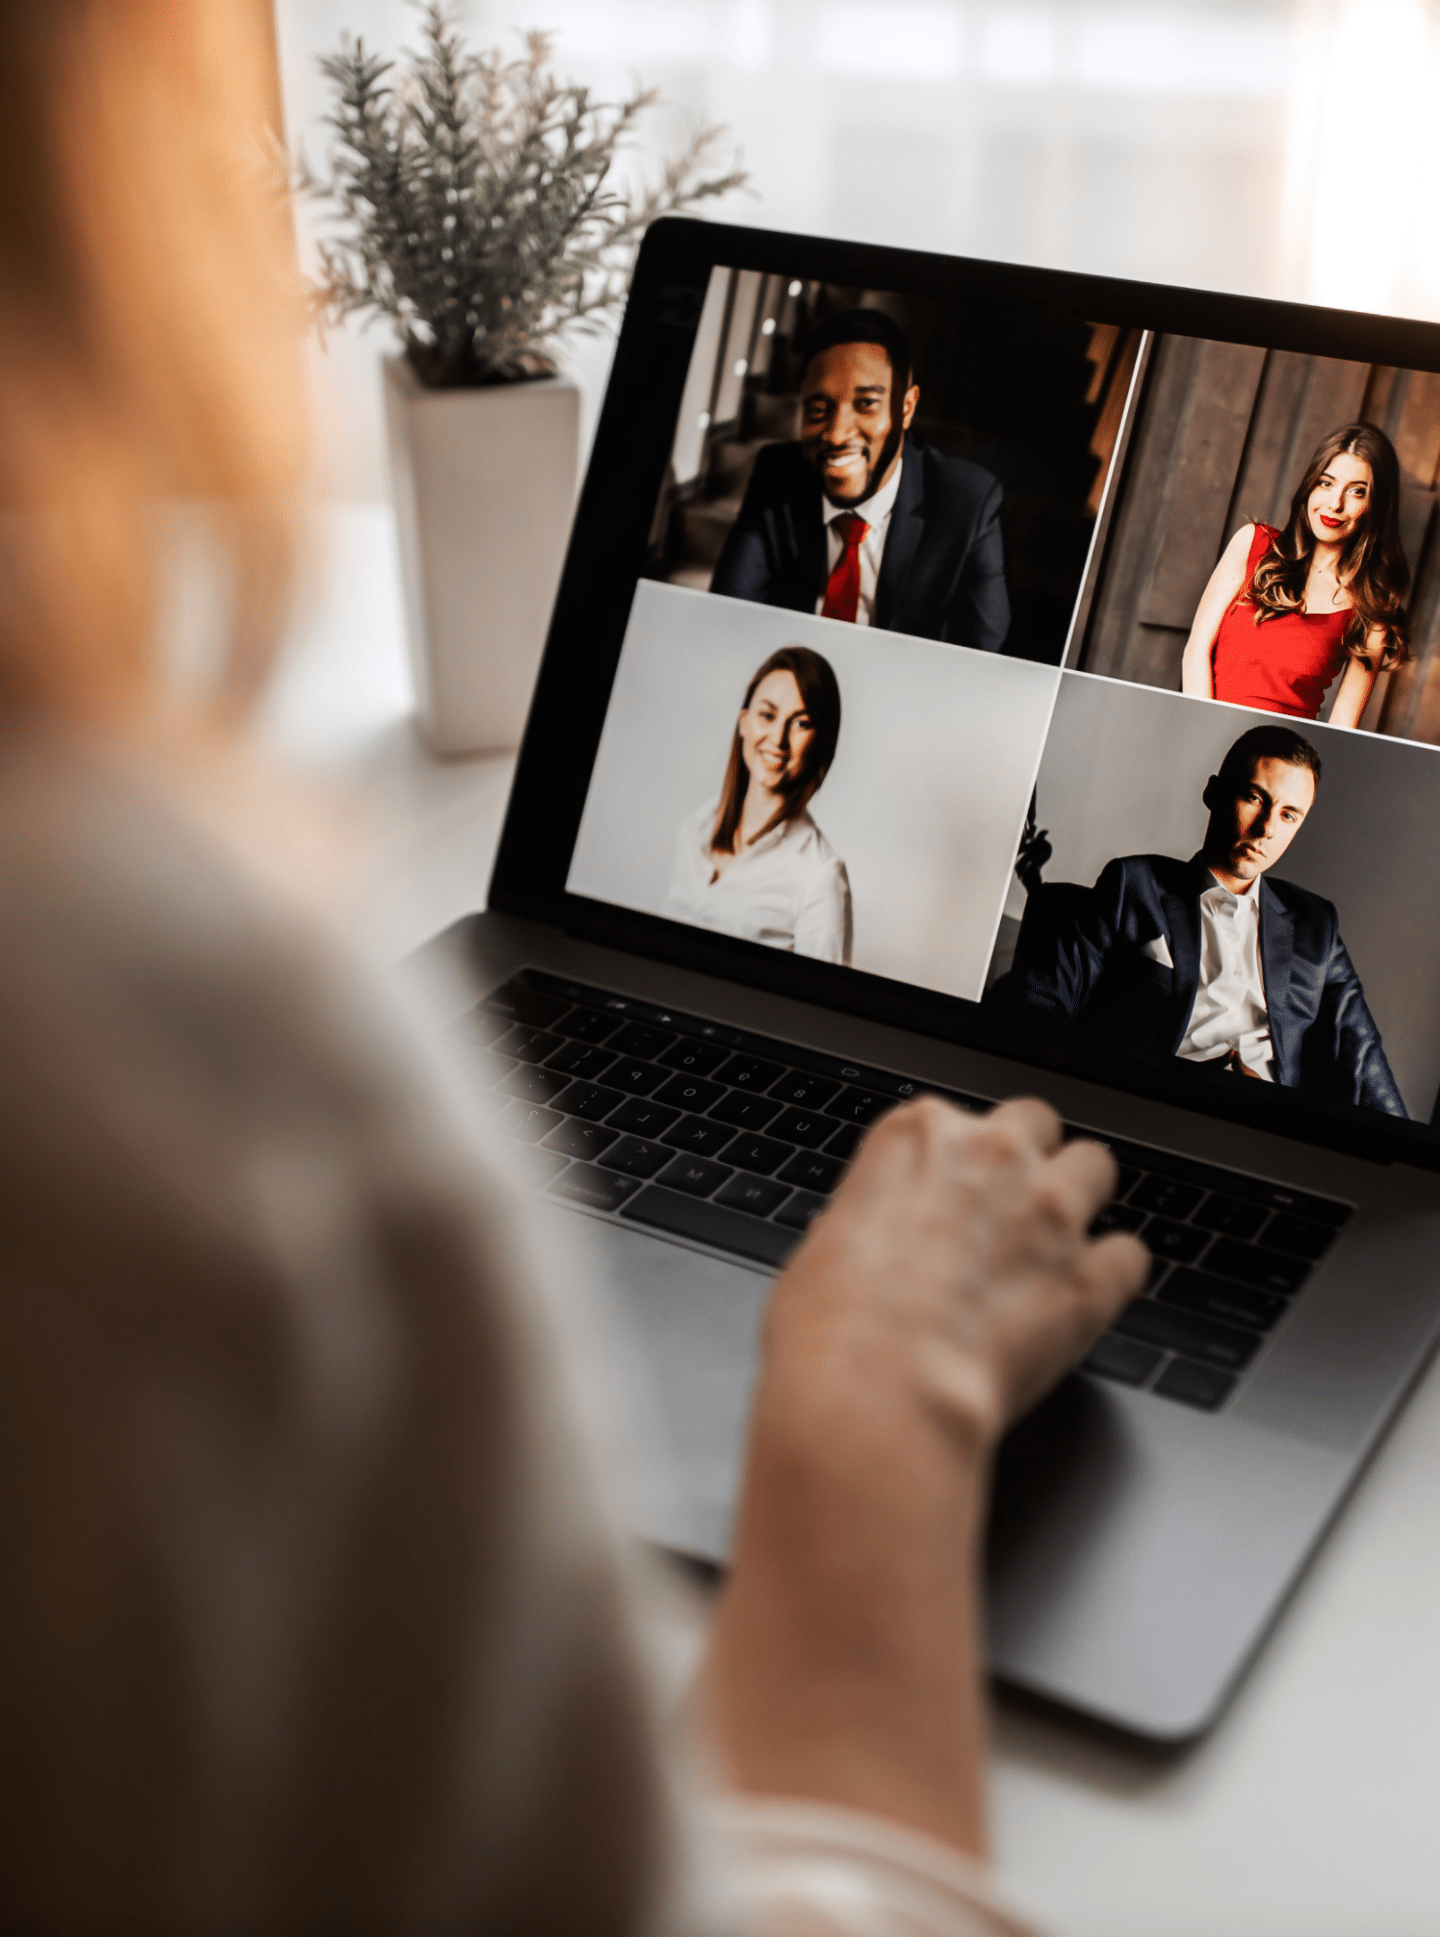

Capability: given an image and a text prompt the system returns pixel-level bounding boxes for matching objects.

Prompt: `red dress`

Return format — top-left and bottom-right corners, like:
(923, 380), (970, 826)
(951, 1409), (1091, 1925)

(1210, 523), (1350, 719)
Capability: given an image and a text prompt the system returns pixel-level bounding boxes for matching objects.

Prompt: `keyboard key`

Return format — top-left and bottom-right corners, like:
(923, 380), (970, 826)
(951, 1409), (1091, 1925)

(1260, 1213), (1336, 1261)
(1091, 1202), (1146, 1236)
(554, 1081), (624, 1122)
(541, 1118), (619, 1161)
(659, 1037), (730, 1077)
(721, 1131), (793, 1174)
(548, 1162), (642, 1213)
(552, 1006), (622, 1044)
(768, 1071), (841, 1109)
(774, 1190), (828, 1234)
(654, 1073), (725, 1114)
(769, 1108), (834, 1149)
(1153, 1358), (1236, 1411)
(1083, 1335), (1162, 1386)
(662, 1114), (736, 1158)
(494, 1024), (563, 1064)
(714, 1052), (786, 1091)
(715, 1173), (792, 1218)
(1130, 1176), (1204, 1219)
(1113, 1164), (1141, 1199)
(622, 1186), (798, 1267)
(1140, 1216), (1210, 1265)
(823, 1122), (865, 1161)
(608, 1022), (677, 1061)
(1094, 1138), (1348, 1225)
(1203, 1237), (1310, 1295)
(1193, 1192), (1268, 1241)
(823, 1086), (894, 1126)
(1114, 1300), (1261, 1373)
(494, 1101), (564, 1143)
(483, 983), (569, 1027)
(1158, 1268), (1285, 1333)
(599, 1136), (671, 1179)
(607, 1096), (680, 1137)
(1262, 1186), (1349, 1226)
(777, 1150), (847, 1195)
(453, 1006), (511, 1046)
(710, 1090), (782, 1131)
(509, 1146), (570, 1188)
(542, 1040), (616, 1081)
(499, 1063), (572, 1107)
(605, 1058), (666, 1096)
(657, 1155), (734, 1198)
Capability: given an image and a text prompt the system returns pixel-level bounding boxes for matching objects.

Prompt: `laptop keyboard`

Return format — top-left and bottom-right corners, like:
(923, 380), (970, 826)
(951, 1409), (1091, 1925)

(454, 970), (1351, 1416)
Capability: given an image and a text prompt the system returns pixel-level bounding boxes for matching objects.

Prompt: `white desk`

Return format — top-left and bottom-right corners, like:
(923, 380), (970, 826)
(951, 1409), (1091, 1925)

(269, 503), (1440, 1937)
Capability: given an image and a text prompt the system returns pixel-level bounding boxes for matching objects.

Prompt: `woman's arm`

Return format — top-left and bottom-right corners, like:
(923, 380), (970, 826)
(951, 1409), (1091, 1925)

(793, 858), (852, 965)
(1327, 645), (1381, 730)
(704, 1097), (1147, 1858)
(1180, 523), (1255, 698)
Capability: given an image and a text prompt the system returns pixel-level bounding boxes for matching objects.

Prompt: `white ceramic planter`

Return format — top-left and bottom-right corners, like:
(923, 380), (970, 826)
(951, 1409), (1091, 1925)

(384, 355), (579, 755)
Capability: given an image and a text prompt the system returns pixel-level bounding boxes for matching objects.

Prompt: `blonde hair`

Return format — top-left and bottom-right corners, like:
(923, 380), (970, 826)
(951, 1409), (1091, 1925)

(0, 2), (306, 730)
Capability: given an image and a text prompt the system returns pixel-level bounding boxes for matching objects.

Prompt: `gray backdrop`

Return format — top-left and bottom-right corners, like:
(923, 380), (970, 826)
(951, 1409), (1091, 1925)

(570, 580), (1060, 1001)
(1013, 674), (1440, 1120)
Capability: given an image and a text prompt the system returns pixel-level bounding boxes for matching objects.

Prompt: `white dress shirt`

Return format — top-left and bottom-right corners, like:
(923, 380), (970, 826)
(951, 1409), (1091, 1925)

(665, 797), (853, 963)
(1177, 870), (1274, 1080)
(815, 457), (905, 627)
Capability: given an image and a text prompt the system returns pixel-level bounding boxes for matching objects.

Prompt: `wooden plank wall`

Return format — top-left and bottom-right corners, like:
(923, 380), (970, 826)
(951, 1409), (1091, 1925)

(1077, 335), (1440, 743)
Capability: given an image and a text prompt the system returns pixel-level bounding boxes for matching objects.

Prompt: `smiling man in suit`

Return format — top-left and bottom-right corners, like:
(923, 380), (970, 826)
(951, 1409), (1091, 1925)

(708, 308), (1011, 651)
(986, 724), (1406, 1116)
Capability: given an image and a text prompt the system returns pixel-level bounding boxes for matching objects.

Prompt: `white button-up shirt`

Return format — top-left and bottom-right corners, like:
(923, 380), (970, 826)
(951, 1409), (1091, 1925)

(815, 457), (905, 627)
(664, 798), (853, 964)
(1177, 872), (1274, 1080)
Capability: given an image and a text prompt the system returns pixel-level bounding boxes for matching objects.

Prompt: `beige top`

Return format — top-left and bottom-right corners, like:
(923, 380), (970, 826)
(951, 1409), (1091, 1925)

(0, 728), (1037, 1936)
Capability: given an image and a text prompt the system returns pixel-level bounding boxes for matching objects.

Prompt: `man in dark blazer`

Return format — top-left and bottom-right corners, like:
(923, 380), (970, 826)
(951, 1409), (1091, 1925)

(709, 308), (1010, 652)
(986, 724), (1406, 1117)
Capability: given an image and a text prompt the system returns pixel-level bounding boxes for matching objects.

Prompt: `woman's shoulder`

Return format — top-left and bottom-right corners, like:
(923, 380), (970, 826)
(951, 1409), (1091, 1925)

(1231, 519), (1277, 561)
(784, 811), (847, 877)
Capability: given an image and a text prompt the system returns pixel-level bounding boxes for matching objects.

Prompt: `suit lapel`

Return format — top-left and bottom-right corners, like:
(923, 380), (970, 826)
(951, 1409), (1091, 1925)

(778, 456), (828, 610)
(1258, 879), (1294, 1079)
(874, 443), (923, 631)
(1161, 888), (1202, 1051)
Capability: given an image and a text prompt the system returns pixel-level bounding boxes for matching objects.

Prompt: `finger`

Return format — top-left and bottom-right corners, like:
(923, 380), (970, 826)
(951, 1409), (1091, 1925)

(984, 1095), (1063, 1156)
(1079, 1231), (1151, 1322)
(1044, 1135), (1119, 1223)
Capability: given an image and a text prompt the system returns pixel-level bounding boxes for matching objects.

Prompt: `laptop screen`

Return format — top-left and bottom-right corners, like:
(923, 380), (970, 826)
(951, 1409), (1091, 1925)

(551, 243), (1440, 1141)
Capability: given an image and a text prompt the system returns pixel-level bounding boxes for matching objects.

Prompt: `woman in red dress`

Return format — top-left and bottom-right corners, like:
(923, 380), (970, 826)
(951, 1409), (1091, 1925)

(1181, 423), (1408, 727)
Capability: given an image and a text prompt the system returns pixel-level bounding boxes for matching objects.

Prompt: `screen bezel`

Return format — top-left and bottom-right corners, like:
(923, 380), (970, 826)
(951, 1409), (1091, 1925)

(487, 215), (1440, 1173)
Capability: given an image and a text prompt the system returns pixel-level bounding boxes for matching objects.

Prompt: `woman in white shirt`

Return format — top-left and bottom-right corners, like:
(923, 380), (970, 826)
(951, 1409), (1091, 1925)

(666, 645), (854, 963)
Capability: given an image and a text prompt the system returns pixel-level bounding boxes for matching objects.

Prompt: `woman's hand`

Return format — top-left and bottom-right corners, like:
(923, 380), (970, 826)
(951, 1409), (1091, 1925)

(764, 1095), (1146, 1445)
(1181, 521), (1254, 697)
(703, 1096), (1148, 1857)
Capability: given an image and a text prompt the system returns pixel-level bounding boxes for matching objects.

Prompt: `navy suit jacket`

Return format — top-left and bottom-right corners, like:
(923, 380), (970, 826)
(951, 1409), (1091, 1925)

(708, 435), (1011, 652)
(986, 854), (1406, 1118)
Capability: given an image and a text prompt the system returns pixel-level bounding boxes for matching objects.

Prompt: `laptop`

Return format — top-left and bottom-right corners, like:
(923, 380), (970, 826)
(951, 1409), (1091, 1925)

(416, 217), (1440, 1742)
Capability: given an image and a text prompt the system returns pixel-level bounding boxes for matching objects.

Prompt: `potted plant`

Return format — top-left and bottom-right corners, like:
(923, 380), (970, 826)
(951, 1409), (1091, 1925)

(301, 4), (745, 754)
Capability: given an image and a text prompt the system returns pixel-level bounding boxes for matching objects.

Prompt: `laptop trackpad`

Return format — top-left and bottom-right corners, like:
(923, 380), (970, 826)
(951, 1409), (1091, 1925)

(558, 1208), (772, 1565)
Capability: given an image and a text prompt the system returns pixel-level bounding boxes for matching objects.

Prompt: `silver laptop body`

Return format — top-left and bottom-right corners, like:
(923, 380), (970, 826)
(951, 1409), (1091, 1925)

(416, 220), (1440, 1741)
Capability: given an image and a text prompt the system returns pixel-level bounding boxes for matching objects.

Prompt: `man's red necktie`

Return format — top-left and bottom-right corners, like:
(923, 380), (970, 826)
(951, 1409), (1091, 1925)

(821, 512), (869, 623)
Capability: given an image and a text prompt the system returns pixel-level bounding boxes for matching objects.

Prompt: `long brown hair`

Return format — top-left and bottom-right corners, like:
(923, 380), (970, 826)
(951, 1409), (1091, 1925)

(1248, 422), (1408, 666)
(711, 646), (842, 856)
(0, 4), (306, 731)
